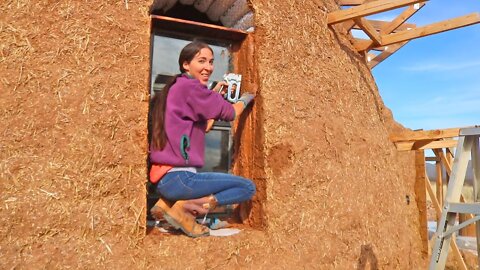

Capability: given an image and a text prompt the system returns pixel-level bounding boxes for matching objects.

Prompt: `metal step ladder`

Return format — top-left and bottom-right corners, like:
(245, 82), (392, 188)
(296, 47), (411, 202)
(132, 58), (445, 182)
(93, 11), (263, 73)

(429, 127), (480, 269)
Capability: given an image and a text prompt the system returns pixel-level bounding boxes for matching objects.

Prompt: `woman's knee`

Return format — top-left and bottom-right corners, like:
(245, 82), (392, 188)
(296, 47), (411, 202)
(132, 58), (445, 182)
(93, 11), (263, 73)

(245, 179), (256, 199)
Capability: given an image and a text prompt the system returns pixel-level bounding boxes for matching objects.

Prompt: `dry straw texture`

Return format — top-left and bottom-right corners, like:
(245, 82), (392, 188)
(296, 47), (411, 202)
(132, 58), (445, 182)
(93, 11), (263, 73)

(1, 0), (426, 269)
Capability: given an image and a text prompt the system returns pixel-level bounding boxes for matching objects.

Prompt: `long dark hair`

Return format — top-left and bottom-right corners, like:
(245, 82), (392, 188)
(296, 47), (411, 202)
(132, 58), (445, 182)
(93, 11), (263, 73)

(150, 41), (213, 150)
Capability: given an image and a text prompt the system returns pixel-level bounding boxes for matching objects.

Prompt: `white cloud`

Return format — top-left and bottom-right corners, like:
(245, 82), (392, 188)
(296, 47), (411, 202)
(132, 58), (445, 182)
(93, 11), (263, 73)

(401, 61), (480, 72)
(402, 93), (480, 116)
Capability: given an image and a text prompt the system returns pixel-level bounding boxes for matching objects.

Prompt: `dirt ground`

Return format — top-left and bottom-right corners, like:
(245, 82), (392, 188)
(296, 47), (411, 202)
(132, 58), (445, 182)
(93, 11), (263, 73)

(1, 0), (430, 269)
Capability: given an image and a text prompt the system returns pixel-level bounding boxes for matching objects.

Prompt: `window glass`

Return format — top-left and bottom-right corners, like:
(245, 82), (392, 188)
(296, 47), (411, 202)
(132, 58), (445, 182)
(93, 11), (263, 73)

(200, 127), (232, 173)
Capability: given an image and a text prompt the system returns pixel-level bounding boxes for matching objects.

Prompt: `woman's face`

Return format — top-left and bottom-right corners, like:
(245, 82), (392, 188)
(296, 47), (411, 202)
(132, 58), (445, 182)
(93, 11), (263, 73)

(182, 48), (214, 85)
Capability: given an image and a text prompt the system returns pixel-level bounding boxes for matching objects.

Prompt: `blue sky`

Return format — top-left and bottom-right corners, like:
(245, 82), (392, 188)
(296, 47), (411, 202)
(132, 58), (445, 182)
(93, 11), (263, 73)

(366, 0), (480, 130)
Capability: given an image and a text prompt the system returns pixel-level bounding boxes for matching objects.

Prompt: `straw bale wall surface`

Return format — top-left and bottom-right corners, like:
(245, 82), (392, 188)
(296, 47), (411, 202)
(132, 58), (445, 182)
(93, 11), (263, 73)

(0, 0), (426, 269)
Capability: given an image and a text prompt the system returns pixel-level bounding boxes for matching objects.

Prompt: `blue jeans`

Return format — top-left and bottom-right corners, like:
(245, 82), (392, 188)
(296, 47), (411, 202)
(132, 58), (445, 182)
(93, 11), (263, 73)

(156, 171), (256, 205)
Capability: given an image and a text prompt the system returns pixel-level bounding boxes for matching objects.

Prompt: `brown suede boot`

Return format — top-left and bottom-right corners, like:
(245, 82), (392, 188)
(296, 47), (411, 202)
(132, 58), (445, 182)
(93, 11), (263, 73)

(150, 198), (173, 220)
(162, 200), (210, 238)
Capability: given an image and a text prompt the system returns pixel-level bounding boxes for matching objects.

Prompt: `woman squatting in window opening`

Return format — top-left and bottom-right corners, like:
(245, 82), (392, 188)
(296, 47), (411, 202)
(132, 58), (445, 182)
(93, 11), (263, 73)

(149, 40), (256, 238)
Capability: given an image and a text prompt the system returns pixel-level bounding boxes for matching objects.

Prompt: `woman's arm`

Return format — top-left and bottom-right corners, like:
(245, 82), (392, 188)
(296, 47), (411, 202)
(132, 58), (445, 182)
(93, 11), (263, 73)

(207, 92), (254, 131)
(232, 102), (245, 118)
(233, 92), (255, 119)
(206, 82), (228, 132)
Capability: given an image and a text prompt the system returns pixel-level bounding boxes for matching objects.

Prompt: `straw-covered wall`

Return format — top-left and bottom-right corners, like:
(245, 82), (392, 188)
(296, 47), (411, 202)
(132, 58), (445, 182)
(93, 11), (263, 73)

(0, 0), (426, 268)
(250, 0), (425, 268)
(0, 1), (151, 267)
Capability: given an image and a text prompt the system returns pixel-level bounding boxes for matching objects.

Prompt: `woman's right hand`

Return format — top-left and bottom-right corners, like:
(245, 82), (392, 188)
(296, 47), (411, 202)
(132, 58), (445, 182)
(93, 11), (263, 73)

(212, 81), (228, 96)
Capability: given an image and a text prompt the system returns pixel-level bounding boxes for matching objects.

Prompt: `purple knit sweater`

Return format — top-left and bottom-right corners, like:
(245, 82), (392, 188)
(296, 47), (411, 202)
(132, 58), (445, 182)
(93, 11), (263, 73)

(150, 74), (235, 167)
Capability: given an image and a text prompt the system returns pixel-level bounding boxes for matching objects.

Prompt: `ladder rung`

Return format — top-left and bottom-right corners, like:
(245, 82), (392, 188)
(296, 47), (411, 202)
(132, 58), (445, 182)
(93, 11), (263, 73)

(446, 202), (480, 215)
(459, 127), (480, 136)
(440, 215), (480, 238)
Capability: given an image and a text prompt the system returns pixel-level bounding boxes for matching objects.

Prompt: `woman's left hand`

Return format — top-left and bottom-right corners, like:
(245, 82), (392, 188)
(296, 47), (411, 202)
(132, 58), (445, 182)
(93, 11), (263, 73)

(206, 119), (214, 132)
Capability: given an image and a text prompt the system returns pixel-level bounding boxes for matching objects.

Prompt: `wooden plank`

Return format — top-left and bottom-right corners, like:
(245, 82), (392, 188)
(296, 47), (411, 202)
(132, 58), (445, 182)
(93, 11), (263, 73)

(426, 157), (440, 162)
(369, 41), (408, 68)
(415, 139), (458, 150)
(356, 3), (423, 51)
(446, 148), (454, 183)
(380, 2), (425, 34)
(352, 19), (416, 32)
(353, 38), (374, 51)
(354, 17), (382, 45)
(354, 34), (399, 51)
(434, 149), (452, 175)
(339, 0), (366, 5)
(394, 141), (415, 151)
(354, 38), (407, 52)
(390, 128), (460, 142)
(436, 159), (443, 217)
(381, 13), (480, 46)
(394, 139), (458, 151)
(366, 52), (377, 62)
(446, 148), (455, 162)
(356, 39), (408, 52)
(340, 0), (377, 32)
(150, 15), (248, 42)
(372, 44), (393, 51)
(342, 20), (357, 33)
(327, 0), (426, 25)
(425, 174), (441, 215)
(415, 150), (429, 256)
(459, 213), (477, 236)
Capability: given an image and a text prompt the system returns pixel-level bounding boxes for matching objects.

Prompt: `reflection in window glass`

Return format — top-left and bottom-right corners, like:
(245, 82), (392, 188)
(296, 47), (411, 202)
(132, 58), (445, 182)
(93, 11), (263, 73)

(200, 128), (232, 173)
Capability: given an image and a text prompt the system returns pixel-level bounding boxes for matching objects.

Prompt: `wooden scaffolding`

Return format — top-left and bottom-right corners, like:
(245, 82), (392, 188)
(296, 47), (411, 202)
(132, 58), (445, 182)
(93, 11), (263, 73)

(391, 126), (480, 270)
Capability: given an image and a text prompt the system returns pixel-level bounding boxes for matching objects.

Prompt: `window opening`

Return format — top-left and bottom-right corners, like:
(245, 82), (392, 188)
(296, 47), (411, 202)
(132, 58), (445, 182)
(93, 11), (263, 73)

(146, 15), (248, 231)
(149, 28), (235, 173)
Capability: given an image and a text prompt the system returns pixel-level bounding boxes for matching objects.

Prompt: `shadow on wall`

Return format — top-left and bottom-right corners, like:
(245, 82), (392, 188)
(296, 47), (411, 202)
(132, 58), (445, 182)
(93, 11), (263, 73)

(357, 244), (379, 270)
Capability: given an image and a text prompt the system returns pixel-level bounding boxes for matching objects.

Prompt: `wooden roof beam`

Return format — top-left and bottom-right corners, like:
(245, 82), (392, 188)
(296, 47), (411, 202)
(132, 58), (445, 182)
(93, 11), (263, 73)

(368, 41), (408, 68)
(340, 0), (376, 33)
(365, 52), (377, 62)
(389, 128), (460, 142)
(353, 38), (374, 51)
(380, 2), (425, 34)
(353, 2), (424, 51)
(382, 12), (480, 46)
(327, 0), (426, 25)
(372, 42), (407, 51)
(352, 19), (416, 32)
(353, 38), (406, 52)
(339, 0), (366, 6)
(354, 17), (382, 45)
(394, 139), (458, 151)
